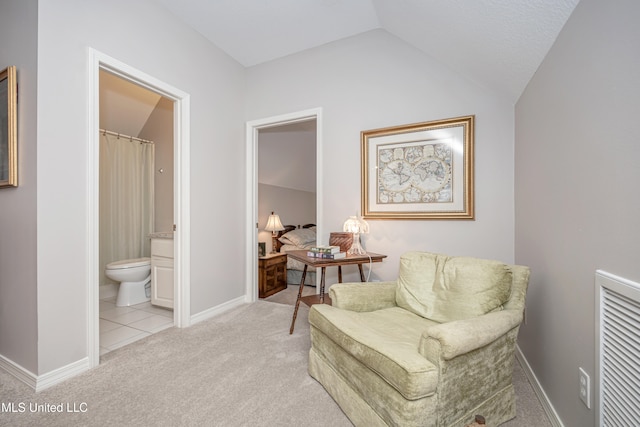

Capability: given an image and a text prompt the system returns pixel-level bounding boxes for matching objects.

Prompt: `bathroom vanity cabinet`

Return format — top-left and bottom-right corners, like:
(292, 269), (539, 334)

(151, 237), (174, 309)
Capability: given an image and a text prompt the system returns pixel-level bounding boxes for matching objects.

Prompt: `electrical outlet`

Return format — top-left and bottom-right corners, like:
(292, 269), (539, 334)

(579, 367), (591, 409)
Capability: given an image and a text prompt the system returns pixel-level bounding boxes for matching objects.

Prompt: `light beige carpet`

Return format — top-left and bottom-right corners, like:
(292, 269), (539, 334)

(0, 297), (551, 426)
(263, 284), (316, 306)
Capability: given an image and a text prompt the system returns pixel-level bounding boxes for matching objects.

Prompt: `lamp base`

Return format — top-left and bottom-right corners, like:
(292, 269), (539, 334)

(271, 234), (279, 254)
(347, 233), (366, 255)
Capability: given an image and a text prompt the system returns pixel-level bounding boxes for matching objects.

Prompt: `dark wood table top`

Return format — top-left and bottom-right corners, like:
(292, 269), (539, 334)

(285, 250), (387, 267)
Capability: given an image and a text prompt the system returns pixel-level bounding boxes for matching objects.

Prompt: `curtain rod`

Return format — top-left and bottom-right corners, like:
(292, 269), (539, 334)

(100, 128), (154, 144)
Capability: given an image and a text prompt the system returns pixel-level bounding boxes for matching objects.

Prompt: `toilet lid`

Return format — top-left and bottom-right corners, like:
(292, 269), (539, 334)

(106, 257), (150, 269)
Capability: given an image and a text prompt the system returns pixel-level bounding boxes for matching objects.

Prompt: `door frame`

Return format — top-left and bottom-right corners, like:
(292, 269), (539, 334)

(87, 48), (191, 367)
(245, 108), (323, 302)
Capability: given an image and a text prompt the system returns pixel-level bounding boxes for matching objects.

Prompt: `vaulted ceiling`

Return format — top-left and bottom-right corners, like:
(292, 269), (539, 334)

(99, 70), (162, 137)
(155, 0), (580, 102)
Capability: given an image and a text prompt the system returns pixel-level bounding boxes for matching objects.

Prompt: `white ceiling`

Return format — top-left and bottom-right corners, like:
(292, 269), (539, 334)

(155, 0), (580, 102)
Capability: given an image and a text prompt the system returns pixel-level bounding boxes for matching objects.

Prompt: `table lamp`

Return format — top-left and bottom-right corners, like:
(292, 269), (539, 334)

(265, 211), (285, 253)
(342, 214), (369, 255)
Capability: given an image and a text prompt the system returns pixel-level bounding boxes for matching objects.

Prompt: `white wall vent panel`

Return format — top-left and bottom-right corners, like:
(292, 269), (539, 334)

(596, 270), (640, 426)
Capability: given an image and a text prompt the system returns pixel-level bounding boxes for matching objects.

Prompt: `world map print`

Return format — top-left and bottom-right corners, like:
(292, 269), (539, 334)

(377, 141), (452, 204)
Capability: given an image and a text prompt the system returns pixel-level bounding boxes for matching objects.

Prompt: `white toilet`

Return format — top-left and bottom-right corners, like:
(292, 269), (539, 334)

(105, 257), (152, 307)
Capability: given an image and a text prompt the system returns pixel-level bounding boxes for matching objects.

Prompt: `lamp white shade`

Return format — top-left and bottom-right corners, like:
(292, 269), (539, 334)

(343, 215), (369, 234)
(265, 212), (285, 232)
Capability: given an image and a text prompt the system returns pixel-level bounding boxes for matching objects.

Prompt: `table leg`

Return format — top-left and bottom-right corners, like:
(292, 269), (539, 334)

(358, 264), (365, 282)
(338, 266), (343, 283)
(289, 265), (308, 334)
(319, 267), (326, 303)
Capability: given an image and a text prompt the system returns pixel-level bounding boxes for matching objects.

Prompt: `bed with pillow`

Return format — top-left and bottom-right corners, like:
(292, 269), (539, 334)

(275, 224), (317, 286)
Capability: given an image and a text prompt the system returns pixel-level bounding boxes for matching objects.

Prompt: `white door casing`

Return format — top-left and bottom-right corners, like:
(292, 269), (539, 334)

(87, 48), (191, 367)
(245, 108), (323, 302)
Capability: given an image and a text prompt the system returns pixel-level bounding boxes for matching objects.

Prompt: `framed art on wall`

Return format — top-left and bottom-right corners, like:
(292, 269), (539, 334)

(361, 115), (474, 219)
(0, 65), (17, 188)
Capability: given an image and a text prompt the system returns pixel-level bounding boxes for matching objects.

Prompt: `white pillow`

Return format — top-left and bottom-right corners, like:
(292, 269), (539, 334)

(278, 228), (316, 246)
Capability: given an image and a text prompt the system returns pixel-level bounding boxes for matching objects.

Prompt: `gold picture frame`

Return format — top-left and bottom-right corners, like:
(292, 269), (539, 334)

(0, 66), (17, 188)
(361, 115), (474, 220)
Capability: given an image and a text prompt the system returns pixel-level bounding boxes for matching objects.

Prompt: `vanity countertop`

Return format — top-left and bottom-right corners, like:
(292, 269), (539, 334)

(149, 231), (174, 239)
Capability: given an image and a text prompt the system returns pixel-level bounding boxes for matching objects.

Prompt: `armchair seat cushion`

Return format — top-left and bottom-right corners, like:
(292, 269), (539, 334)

(309, 304), (439, 400)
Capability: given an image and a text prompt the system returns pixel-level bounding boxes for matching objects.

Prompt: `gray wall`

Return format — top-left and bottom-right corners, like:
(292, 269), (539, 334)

(257, 123), (317, 252)
(515, 0), (640, 425)
(258, 123), (316, 193)
(0, 0), (38, 374)
(140, 97), (174, 234)
(30, 0), (245, 375)
(8, 5), (636, 424)
(258, 183), (316, 253)
(247, 29), (516, 285)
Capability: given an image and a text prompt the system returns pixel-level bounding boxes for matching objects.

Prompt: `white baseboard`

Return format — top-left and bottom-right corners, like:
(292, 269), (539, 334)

(515, 345), (564, 427)
(35, 357), (90, 392)
(0, 354), (90, 392)
(0, 354), (38, 390)
(189, 296), (246, 325)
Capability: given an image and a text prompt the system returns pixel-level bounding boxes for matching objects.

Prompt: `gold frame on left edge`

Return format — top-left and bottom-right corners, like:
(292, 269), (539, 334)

(0, 65), (17, 188)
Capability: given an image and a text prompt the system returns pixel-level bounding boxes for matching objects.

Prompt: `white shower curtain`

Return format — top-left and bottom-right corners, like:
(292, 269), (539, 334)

(99, 133), (155, 285)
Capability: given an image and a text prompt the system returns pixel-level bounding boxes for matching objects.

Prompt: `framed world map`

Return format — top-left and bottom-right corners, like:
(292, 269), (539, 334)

(361, 116), (474, 219)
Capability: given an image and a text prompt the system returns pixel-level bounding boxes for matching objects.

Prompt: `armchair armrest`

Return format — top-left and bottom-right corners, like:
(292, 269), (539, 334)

(329, 281), (397, 312)
(419, 309), (523, 361)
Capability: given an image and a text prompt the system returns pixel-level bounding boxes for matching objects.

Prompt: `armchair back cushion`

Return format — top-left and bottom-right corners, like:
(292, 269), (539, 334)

(395, 252), (513, 323)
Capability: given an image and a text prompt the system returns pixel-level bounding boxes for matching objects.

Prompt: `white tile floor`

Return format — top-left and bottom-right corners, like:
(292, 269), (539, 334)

(99, 297), (174, 356)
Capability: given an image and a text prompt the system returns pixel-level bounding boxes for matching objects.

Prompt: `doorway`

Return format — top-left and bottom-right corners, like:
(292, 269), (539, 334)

(98, 70), (174, 356)
(87, 49), (191, 368)
(245, 108), (323, 302)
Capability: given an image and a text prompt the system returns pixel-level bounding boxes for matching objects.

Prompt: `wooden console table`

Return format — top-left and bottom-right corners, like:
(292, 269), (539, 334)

(287, 250), (387, 334)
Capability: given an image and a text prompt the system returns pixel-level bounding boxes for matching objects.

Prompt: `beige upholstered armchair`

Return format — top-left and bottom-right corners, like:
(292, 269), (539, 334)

(308, 251), (530, 427)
